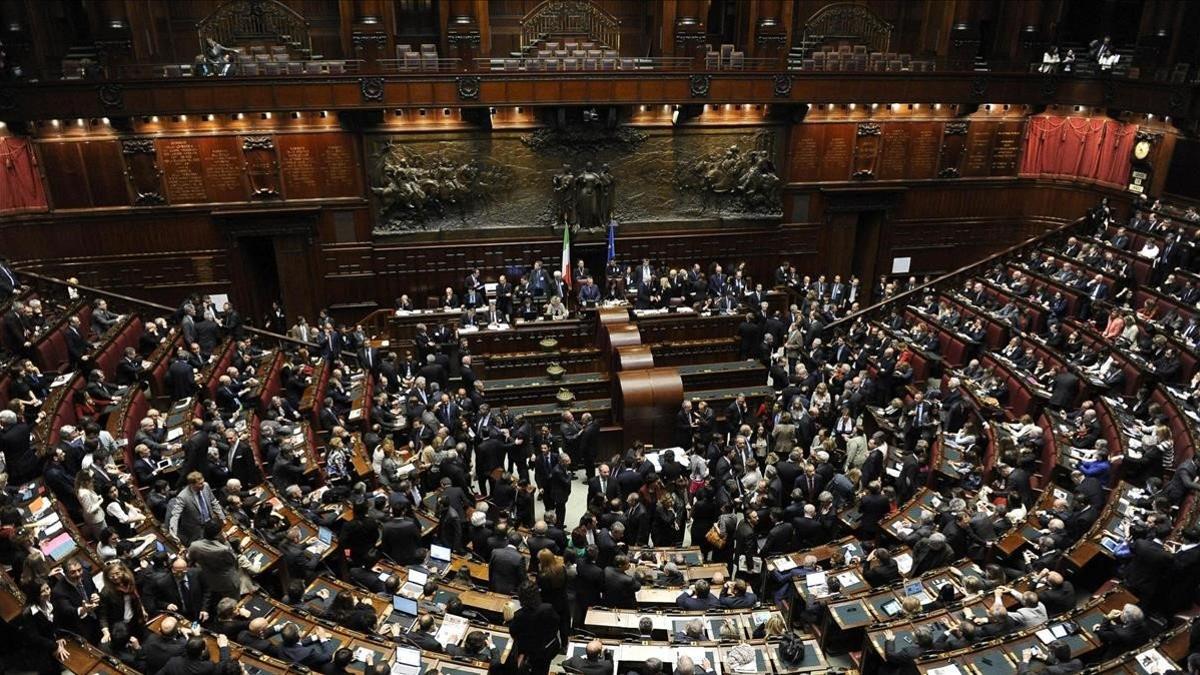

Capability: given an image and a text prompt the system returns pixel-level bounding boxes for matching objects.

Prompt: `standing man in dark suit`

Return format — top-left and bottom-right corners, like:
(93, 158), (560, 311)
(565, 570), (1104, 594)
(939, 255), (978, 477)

(602, 555), (641, 608)
(547, 455), (573, 526)
(488, 532), (527, 594)
(148, 556), (209, 622)
(577, 412), (600, 480)
(167, 348), (198, 401)
(65, 315), (90, 371)
(1048, 368), (1079, 409)
(51, 558), (101, 642)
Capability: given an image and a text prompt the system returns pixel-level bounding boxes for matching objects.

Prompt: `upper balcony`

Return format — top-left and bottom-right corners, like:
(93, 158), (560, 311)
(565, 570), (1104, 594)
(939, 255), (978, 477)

(2, 52), (1197, 123)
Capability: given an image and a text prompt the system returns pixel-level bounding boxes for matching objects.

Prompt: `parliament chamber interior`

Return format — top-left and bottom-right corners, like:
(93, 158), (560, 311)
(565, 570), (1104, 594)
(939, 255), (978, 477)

(6, 0), (1200, 674)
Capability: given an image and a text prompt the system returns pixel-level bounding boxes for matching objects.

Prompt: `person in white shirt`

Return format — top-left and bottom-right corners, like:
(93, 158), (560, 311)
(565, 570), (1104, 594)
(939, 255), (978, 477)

(1040, 46), (1061, 73)
(1000, 588), (1048, 627)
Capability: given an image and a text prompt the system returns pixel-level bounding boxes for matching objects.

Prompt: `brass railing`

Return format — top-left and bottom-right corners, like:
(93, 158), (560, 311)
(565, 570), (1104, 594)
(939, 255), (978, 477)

(520, 0), (621, 52)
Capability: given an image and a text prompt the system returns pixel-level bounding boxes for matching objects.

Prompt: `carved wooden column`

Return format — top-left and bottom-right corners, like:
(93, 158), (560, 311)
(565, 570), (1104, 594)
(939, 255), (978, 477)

(673, 0), (711, 65)
(747, 0), (791, 63)
(341, 0), (394, 73)
(441, 0), (482, 71)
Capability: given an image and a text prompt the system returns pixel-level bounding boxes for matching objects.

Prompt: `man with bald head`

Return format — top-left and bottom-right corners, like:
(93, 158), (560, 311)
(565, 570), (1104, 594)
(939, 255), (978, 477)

(1037, 571), (1075, 616)
(237, 617), (276, 654)
(143, 615), (189, 673)
(563, 638), (613, 675)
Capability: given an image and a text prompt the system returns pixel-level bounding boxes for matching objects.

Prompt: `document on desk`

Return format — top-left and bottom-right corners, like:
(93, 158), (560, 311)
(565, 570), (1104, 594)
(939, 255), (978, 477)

(772, 556), (797, 572)
(836, 571), (860, 588)
(435, 614), (469, 647)
(1134, 648), (1176, 674)
(805, 571), (829, 597)
(926, 665), (962, 675)
(894, 552), (914, 575)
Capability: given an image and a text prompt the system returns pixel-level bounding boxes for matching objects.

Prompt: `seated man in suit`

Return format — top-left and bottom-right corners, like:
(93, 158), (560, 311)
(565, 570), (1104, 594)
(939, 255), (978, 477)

(881, 626), (933, 675)
(564, 639), (614, 675)
(676, 579), (721, 610)
(276, 623), (337, 669)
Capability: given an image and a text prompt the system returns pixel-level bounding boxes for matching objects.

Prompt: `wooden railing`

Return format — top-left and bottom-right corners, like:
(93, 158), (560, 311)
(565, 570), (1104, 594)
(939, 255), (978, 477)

(15, 270), (312, 351)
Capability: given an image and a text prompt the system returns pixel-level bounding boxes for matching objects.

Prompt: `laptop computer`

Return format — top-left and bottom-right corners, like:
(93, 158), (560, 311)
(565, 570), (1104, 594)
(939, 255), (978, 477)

(428, 544), (452, 573)
(318, 526), (334, 545)
(399, 568), (428, 598)
(391, 594), (418, 619)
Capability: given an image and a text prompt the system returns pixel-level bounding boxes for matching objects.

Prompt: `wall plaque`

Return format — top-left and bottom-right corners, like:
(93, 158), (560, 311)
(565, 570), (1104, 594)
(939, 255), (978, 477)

(158, 138), (208, 203)
(961, 121), (995, 178)
(819, 124), (855, 182)
(241, 135), (281, 200)
(990, 121), (1023, 176)
(907, 122), (942, 180)
(876, 123), (910, 180)
(277, 133), (361, 200)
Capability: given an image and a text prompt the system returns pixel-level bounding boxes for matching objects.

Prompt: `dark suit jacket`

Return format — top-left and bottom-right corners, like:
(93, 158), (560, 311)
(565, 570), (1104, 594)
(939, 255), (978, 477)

(157, 645), (230, 675)
(381, 518), (422, 564)
(147, 569), (207, 620)
(489, 546), (527, 594)
(602, 567), (640, 608)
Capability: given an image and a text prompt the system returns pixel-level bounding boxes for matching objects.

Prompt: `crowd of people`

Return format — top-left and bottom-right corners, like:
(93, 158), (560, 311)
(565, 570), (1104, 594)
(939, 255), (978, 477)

(3, 197), (1200, 674)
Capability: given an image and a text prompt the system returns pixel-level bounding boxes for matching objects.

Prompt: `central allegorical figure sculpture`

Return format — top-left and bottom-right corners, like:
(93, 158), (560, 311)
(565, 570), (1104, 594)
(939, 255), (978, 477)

(552, 161), (615, 231)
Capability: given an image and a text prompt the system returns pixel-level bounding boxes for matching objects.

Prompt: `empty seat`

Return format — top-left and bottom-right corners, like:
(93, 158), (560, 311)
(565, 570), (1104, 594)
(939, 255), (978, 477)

(273, 53), (289, 62)
(572, 49), (586, 57)
(264, 62), (281, 75)
(250, 45), (266, 54)
(528, 58), (545, 71)
(583, 57), (597, 69)
(564, 41), (578, 51)
(305, 61), (323, 74)
(255, 53), (270, 63)
(421, 53), (437, 69)
(563, 57), (578, 70)
(241, 62), (260, 75)
(619, 57), (634, 70)
(554, 49), (568, 58)
(729, 51), (744, 68)
(403, 52), (421, 70)
(537, 49), (551, 57)
(853, 44), (867, 55)
(420, 43), (437, 53)
(396, 44), (412, 55)
(545, 57), (560, 70)
(838, 44), (852, 54)
(270, 45), (287, 54)
(851, 54), (867, 70)
(604, 49), (618, 58)
(587, 49), (601, 58)
(504, 58), (520, 71)
(581, 41), (596, 50)
(545, 41), (559, 51)
(600, 57), (615, 70)
(801, 58), (815, 70)
(287, 61), (303, 74)
(705, 51), (719, 69)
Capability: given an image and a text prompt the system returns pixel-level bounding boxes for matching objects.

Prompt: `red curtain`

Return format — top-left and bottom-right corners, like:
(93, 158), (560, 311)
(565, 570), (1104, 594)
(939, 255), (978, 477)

(0, 137), (48, 213)
(1020, 116), (1137, 186)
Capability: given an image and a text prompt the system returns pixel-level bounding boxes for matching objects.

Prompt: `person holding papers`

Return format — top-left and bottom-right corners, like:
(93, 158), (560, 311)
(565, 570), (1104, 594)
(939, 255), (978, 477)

(1017, 640), (1081, 675)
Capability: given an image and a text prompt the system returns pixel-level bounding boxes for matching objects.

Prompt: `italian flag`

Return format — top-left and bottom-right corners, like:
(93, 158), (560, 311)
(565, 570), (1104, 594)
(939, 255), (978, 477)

(561, 226), (572, 287)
